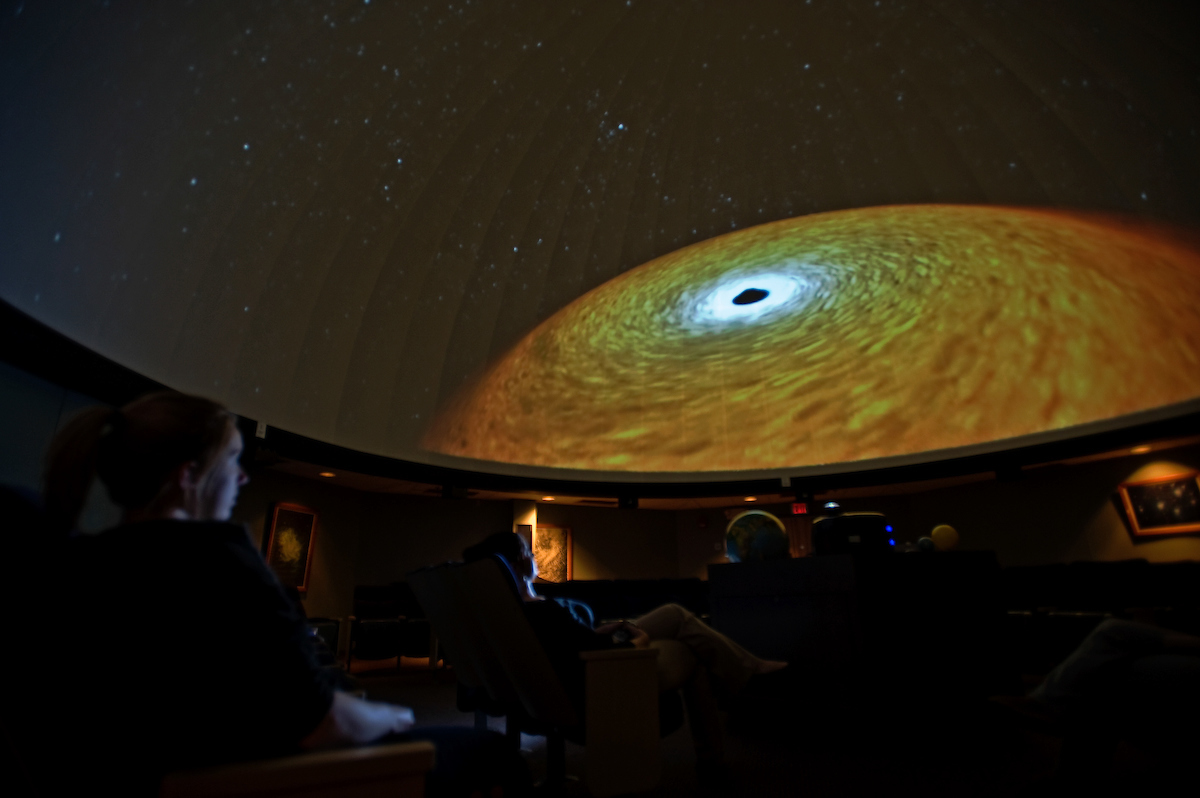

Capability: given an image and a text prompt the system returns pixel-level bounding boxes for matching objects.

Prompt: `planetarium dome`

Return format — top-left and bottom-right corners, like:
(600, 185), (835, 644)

(2, 0), (1199, 484)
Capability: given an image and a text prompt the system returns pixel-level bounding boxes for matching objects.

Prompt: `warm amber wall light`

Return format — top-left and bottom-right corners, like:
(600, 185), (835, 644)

(318, 471), (336, 478)
(542, 496), (555, 501)
(744, 496), (757, 502)
(1130, 445), (1152, 455)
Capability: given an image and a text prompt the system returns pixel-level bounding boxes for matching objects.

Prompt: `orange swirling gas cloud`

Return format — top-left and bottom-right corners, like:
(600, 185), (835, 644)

(424, 205), (1200, 473)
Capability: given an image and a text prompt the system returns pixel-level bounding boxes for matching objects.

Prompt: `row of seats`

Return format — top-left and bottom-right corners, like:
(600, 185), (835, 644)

(352, 558), (1200, 682)
(408, 556), (676, 797)
(336, 577), (711, 673)
(362, 557), (1200, 627)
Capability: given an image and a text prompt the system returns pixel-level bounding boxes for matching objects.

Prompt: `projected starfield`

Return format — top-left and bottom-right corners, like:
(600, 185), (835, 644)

(424, 205), (1200, 473)
(4, 1), (1200, 479)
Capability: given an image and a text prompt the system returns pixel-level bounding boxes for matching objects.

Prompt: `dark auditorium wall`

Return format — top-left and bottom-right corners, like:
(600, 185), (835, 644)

(232, 472), (513, 622)
(0, 359), (122, 531)
(233, 469), (366, 625)
(808, 444), (1200, 567)
(536, 502), (679, 581)
(231, 470), (682, 623)
(0, 359), (94, 492)
(675, 509), (728, 580)
(353, 492), (513, 586)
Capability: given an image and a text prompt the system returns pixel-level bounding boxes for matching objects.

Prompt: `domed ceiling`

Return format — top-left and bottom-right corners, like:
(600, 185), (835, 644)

(2, 0), (1199, 481)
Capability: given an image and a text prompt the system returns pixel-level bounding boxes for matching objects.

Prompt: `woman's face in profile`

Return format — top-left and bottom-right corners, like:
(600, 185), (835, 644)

(519, 535), (538, 581)
(195, 429), (248, 521)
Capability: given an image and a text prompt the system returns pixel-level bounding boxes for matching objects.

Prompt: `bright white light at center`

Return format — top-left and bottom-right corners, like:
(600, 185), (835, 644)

(681, 268), (816, 332)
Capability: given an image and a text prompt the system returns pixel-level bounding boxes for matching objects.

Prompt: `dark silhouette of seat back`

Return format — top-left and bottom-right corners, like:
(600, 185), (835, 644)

(408, 561), (521, 711)
(410, 558), (578, 729)
(412, 556), (669, 796)
(461, 557), (579, 729)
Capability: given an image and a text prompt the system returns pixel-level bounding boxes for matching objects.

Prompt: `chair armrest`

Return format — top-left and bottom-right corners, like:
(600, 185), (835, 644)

(582, 647), (661, 796)
(159, 740), (435, 798)
(580, 648), (659, 662)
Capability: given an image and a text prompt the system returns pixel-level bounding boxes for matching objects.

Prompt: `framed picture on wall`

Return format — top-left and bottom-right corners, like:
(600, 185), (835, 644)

(264, 503), (319, 591)
(1118, 472), (1200, 538)
(533, 524), (572, 582)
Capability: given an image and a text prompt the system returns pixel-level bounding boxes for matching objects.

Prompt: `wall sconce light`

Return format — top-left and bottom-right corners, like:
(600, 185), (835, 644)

(318, 471), (336, 478)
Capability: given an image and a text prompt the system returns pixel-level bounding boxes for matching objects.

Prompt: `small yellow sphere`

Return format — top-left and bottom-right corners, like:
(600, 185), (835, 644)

(930, 524), (959, 551)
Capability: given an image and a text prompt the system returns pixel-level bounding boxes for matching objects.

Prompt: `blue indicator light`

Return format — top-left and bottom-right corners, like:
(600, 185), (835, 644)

(885, 525), (893, 532)
(888, 539), (896, 546)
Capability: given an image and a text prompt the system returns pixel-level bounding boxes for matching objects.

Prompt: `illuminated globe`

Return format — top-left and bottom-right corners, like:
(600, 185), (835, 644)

(725, 510), (790, 563)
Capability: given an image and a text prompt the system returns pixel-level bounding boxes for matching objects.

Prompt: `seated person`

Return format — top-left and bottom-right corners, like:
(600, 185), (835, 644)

(462, 531), (786, 763)
(1025, 618), (1200, 725)
(997, 616), (1200, 782)
(19, 392), (525, 797)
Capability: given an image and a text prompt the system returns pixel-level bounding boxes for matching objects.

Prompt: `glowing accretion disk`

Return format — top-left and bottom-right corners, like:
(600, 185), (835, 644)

(423, 205), (1200, 473)
(680, 265), (820, 331)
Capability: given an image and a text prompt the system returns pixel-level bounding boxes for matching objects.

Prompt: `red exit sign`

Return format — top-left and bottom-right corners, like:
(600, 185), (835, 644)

(792, 502), (808, 515)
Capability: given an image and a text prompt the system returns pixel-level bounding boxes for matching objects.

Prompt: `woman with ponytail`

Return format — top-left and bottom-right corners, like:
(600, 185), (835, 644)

(44, 393), (242, 534)
(33, 392), (420, 795)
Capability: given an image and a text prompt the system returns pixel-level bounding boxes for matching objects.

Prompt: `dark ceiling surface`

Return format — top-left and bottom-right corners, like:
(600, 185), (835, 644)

(2, 0), (1198, 480)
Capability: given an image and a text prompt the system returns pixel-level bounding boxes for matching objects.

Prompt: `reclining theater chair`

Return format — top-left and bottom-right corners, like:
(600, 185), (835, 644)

(347, 582), (439, 671)
(0, 486), (438, 798)
(409, 556), (668, 797)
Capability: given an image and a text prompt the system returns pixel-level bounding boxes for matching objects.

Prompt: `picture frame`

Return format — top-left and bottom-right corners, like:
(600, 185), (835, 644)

(264, 503), (319, 592)
(1117, 472), (1200, 538)
(533, 524), (573, 583)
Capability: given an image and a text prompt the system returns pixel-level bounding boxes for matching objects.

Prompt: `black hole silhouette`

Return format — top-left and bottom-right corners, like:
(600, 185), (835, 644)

(732, 288), (769, 305)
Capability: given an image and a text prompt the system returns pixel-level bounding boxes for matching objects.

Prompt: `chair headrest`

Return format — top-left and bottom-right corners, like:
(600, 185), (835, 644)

(488, 553), (524, 601)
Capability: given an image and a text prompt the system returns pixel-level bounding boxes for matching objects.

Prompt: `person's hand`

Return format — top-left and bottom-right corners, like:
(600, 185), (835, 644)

(626, 623), (651, 649)
(301, 692), (415, 749)
(383, 703), (416, 734)
(338, 695), (415, 740)
(595, 621), (650, 648)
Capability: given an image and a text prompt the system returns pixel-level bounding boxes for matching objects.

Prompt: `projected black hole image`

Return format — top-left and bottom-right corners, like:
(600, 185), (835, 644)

(732, 288), (769, 305)
(425, 205), (1200, 473)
